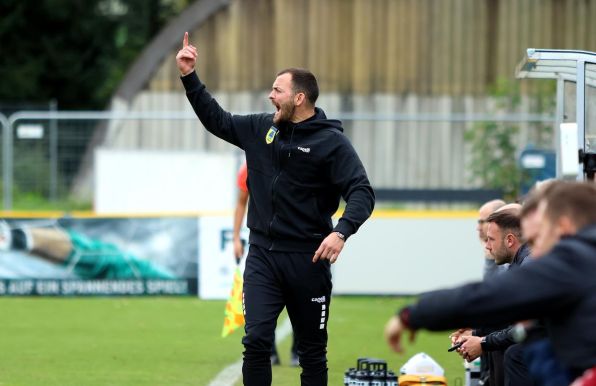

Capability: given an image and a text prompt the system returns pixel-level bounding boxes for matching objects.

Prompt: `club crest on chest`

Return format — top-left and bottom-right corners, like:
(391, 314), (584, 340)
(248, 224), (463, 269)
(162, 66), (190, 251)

(265, 126), (279, 144)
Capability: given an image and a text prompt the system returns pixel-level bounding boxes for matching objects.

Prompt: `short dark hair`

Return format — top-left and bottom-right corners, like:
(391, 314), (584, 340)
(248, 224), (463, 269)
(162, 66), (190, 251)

(520, 192), (542, 219)
(520, 180), (555, 218)
(277, 68), (319, 105)
(541, 181), (596, 230)
(486, 209), (522, 239)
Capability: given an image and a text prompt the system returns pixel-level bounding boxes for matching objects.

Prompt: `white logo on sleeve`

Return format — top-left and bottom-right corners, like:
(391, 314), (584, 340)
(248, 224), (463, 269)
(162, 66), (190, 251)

(297, 146), (311, 153)
(311, 296), (326, 303)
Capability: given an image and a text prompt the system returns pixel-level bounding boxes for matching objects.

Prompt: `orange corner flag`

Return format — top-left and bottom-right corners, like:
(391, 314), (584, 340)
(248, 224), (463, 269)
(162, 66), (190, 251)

(221, 266), (245, 337)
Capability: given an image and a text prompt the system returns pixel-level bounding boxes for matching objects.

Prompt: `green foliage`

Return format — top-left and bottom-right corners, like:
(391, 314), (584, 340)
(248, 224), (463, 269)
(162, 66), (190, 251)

(2, 137), (92, 210)
(464, 78), (556, 201)
(465, 121), (522, 200)
(465, 79), (522, 200)
(0, 180), (92, 210)
(0, 0), (190, 110)
(11, 192), (92, 211)
(0, 1), (191, 207)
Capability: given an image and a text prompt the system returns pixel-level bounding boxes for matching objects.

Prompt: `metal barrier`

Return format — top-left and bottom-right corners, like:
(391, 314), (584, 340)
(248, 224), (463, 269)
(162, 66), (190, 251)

(0, 113), (10, 209)
(5, 111), (205, 211)
(2, 110), (555, 210)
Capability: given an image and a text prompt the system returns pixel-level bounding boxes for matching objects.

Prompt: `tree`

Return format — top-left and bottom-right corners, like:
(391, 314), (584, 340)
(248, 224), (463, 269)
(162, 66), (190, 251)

(0, 0), (189, 110)
(464, 78), (555, 201)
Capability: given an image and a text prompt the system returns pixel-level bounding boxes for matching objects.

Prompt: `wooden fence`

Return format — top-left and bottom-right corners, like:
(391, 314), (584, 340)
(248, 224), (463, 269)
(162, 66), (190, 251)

(149, 0), (596, 96)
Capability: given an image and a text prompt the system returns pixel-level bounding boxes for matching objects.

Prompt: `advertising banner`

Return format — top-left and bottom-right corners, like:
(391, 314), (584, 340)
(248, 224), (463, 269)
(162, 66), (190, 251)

(0, 216), (199, 295)
(198, 216), (247, 300)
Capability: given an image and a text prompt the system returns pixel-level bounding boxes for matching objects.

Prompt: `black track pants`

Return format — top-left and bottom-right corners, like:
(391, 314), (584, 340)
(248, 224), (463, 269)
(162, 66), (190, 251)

(241, 244), (332, 386)
(504, 344), (535, 386)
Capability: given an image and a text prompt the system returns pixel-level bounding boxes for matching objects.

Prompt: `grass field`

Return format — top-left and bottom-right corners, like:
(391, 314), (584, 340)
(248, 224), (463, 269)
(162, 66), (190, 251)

(0, 297), (466, 385)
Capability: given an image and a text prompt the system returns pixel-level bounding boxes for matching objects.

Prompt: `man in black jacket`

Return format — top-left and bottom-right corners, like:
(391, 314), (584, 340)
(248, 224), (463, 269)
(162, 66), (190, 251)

(455, 207), (531, 386)
(176, 33), (375, 386)
(457, 207), (530, 355)
(385, 181), (596, 385)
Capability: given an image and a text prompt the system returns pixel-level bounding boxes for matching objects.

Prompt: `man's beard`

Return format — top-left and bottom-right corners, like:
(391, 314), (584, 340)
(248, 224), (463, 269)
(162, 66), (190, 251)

(273, 100), (295, 125)
(493, 246), (511, 265)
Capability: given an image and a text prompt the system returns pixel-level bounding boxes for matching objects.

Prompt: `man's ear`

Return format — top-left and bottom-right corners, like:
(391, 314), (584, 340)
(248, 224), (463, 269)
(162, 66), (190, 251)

(294, 92), (305, 106)
(506, 234), (515, 247)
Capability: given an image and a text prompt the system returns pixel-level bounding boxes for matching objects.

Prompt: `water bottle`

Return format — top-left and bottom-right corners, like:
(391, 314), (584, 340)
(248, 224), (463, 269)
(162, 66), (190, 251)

(344, 367), (356, 385)
(370, 370), (386, 386)
(465, 357), (481, 386)
(345, 357), (396, 386)
(385, 370), (398, 386)
(355, 370), (372, 386)
(349, 369), (360, 385)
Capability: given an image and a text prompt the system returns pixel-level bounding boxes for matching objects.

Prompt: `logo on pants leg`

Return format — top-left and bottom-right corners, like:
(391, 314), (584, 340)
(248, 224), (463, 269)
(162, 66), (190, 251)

(319, 304), (327, 330)
(311, 296), (327, 329)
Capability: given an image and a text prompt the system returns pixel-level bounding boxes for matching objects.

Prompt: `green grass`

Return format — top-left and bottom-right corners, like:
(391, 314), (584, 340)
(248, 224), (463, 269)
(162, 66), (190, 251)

(257, 297), (465, 386)
(0, 297), (465, 386)
(8, 192), (92, 211)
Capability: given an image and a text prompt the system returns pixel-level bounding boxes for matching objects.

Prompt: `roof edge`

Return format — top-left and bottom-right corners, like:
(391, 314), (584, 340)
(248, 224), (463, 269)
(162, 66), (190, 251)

(113, 0), (231, 103)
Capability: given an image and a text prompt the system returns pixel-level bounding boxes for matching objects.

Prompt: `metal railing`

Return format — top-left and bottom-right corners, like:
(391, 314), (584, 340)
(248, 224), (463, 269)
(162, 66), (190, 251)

(1, 110), (556, 210)
(0, 113), (10, 209)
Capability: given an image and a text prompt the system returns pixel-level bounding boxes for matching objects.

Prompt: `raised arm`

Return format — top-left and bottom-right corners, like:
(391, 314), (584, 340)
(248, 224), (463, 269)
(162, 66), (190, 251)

(176, 33), (266, 148)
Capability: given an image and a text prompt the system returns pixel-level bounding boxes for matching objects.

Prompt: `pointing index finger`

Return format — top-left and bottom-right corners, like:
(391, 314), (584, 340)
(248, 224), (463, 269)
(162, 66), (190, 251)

(183, 32), (189, 47)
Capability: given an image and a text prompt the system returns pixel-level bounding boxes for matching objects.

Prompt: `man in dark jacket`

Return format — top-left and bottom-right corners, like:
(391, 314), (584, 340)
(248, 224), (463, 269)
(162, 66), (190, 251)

(176, 33), (375, 386)
(385, 181), (596, 385)
(456, 207), (531, 386)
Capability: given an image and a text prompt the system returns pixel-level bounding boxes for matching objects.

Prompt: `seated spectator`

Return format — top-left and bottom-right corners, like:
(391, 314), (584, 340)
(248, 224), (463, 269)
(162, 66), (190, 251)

(386, 181), (596, 386)
(477, 199), (506, 279)
(454, 207), (530, 386)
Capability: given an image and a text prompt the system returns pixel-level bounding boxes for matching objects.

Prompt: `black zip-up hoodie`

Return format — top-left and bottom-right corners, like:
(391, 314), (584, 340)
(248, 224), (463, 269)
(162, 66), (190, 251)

(181, 71), (375, 252)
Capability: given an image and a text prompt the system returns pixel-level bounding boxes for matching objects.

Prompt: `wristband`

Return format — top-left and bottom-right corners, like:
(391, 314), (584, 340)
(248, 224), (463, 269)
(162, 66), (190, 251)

(480, 336), (488, 351)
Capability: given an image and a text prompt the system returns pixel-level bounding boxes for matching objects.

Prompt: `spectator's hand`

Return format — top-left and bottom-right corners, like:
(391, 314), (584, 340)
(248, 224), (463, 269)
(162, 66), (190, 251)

(449, 328), (472, 345)
(233, 238), (244, 260)
(385, 315), (416, 353)
(176, 32), (197, 76)
(457, 336), (483, 362)
(312, 232), (344, 264)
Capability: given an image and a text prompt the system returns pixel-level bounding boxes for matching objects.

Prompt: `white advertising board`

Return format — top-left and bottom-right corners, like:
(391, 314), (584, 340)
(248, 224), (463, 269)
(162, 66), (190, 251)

(195, 213), (483, 298)
(332, 216), (483, 294)
(198, 216), (248, 299)
(95, 150), (237, 214)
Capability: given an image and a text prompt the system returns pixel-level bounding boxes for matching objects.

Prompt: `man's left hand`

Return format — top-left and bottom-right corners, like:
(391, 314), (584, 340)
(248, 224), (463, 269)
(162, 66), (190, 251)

(384, 315), (405, 352)
(385, 315), (417, 353)
(457, 336), (483, 362)
(312, 232), (344, 263)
